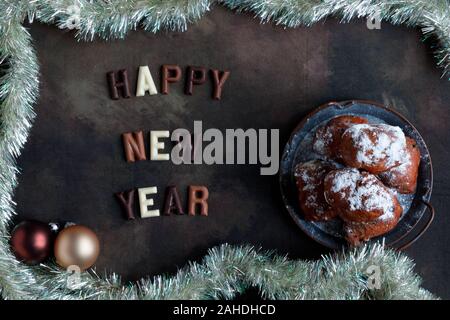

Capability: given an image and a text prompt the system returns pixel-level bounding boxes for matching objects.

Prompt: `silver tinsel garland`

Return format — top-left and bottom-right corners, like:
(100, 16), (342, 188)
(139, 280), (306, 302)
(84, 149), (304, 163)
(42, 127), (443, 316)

(0, 0), (446, 300)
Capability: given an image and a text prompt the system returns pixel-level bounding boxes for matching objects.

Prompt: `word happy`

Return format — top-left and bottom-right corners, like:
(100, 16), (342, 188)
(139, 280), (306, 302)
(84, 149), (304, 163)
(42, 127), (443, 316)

(121, 121), (280, 175)
(107, 64), (230, 100)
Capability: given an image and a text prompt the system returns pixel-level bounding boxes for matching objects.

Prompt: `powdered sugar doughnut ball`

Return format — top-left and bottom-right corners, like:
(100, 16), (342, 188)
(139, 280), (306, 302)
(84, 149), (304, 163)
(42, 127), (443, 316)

(323, 168), (402, 223)
(294, 160), (337, 221)
(339, 124), (408, 174)
(343, 206), (403, 246)
(313, 115), (368, 159)
(379, 137), (420, 194)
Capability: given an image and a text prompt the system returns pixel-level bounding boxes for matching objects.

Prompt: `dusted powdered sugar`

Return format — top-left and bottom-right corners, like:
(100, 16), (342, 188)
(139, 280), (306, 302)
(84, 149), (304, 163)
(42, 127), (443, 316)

(330, 168), (395, 220)
(383, 160), (409, 178)
(378, 189), (399, 221)
(294, 160), (333, 215)
(344, 124), (407, 168)
(294, 161), (327, 192)
(305, 194), (324, 213)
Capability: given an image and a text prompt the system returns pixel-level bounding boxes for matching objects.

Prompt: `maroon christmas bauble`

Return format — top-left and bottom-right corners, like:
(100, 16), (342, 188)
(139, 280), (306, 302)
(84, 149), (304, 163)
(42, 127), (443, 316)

(10, 220), (53, 265)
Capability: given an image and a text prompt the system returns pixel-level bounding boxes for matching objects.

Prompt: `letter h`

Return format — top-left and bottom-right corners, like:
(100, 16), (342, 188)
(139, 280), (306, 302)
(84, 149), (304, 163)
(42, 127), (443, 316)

(107, 69), (131, 100)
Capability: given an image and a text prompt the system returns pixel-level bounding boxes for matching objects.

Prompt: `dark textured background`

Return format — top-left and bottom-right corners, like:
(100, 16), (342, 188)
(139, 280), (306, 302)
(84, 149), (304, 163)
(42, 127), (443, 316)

(13, 7), (450, 298)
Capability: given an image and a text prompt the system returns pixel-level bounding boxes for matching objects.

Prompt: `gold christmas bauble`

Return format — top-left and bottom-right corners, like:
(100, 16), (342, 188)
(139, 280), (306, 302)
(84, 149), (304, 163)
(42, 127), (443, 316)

(54, 225), (100, 271)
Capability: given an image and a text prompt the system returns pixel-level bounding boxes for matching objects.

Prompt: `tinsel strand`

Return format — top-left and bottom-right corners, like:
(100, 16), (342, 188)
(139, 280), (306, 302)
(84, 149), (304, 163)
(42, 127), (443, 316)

(0, 16), (42, 299)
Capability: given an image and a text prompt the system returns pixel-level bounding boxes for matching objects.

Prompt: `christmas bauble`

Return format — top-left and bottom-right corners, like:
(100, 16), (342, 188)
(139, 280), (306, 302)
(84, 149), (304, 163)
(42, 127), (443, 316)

(54, 225), (100, 271)
(10, 220), (53, 265)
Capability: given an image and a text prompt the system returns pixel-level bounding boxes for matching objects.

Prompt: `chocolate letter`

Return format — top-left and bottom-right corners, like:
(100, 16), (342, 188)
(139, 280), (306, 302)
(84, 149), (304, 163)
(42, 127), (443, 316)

(150, 131), (170, 161)
(211, 69), (230, 100)
(185, 66), (206, 95)
(163, 186), (184, 215)
(107, 69), (131, 100)
(122, 131), (147, 162)
(161, 64), (182, 94)
(115, 189), (136, 220)
(188, 185), (209, 216)
(136, 66), (158, 96)
(138, 187), (160, 218)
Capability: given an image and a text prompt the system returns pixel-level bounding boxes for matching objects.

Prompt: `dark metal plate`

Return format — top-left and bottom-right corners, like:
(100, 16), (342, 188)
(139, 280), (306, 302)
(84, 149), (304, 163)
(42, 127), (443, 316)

(279, 100), (433, 250)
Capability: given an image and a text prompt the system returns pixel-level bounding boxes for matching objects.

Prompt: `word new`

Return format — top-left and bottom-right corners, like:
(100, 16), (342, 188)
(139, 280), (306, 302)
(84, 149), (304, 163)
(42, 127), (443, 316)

(115, 185), (209, 220)
(107, 65), (230, 100)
